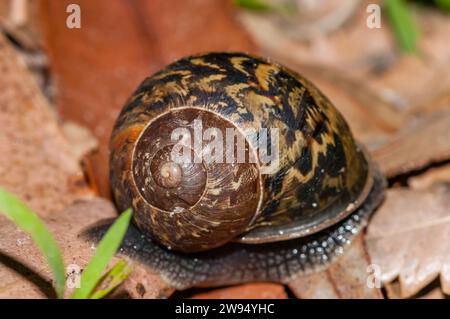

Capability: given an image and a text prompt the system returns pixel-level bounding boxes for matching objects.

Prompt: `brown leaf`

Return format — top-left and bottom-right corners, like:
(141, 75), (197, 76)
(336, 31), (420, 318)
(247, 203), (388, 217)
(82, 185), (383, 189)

(418, 287), (448, 299)
(288, 234), (382, 299)
(61, 121), (98, 160)
(0, 33), (93, 217)
(385, 280), (449, 299)
(191, 283), (287, 299)
(372, 111), (450, 178)
(409, 163), (450, 190)
(412, 89), (450, 116)
(366, 184), (450, 298)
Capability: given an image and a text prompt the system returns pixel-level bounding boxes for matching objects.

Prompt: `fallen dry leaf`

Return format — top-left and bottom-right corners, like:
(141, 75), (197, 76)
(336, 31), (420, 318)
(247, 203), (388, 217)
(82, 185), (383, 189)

(409, 163), (450, 190)
(191, 283), (287, 299)
(372, 111), (450, 178)
(411, 87), (450, 118)
(0, 32), (93, 217)
(384, 280), (448, 299)
(288, 234), (382, 299)
(417, 286), (448, 299)
(366, 184), (450, 298)
(61, 121), (98, 160)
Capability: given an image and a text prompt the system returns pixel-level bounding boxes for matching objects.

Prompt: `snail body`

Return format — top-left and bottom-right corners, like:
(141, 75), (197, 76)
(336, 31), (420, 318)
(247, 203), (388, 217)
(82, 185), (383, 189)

(106, 52), (384, 288)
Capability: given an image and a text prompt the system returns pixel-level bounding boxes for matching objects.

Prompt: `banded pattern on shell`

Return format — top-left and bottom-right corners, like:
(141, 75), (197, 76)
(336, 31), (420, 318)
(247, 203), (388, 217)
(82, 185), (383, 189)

(110, 52), (371, 253)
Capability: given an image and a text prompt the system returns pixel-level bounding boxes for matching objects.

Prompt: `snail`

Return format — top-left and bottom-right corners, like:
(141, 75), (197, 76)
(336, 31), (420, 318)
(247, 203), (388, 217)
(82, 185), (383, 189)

(91, 52), (385, 290)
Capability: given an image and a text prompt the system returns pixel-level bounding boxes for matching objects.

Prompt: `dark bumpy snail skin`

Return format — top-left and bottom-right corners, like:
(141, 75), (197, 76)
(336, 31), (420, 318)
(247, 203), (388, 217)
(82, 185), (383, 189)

(109, 52), (377, 253)
(84, 168), (384, 290)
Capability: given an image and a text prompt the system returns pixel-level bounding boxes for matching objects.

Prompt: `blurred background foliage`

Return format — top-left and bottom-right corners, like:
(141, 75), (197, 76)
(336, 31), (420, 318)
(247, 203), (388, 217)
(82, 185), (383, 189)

(235, 0), (450, 53)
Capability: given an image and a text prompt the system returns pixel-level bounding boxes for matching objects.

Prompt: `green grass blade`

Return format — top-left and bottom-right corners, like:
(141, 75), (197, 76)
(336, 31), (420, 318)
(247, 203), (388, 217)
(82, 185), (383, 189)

(88, 259), (132, 299)
(0, 187), (66, 298)
(385, 0), (420, 53)
(435, 0), (450, 11)
(234, 0), (273, 11)
(71, 209), (132, 299)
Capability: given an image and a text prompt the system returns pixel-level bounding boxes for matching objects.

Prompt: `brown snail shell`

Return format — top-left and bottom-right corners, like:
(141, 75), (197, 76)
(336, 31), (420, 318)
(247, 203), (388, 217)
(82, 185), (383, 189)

(110, 52), (378, 253)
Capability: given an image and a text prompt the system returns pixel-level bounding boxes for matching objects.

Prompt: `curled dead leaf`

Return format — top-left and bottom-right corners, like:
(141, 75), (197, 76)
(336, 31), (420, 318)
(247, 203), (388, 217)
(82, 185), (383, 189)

(366, 184), (450, 298)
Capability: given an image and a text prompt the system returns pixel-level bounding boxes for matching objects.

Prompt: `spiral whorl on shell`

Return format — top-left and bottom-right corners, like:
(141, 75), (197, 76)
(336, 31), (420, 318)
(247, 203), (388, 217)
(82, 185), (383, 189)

(110, 52), (372, 253)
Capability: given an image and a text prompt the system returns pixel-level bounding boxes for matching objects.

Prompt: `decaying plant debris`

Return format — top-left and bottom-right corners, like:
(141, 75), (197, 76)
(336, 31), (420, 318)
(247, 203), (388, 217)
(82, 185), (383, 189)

(367, 185), (450, 298)
(0, 0), (450, 299)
